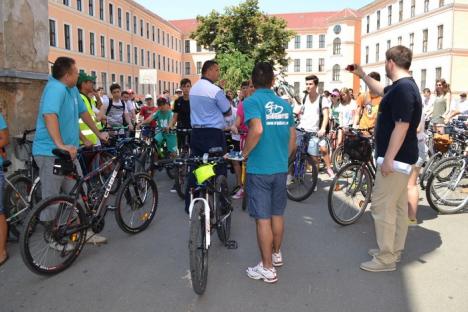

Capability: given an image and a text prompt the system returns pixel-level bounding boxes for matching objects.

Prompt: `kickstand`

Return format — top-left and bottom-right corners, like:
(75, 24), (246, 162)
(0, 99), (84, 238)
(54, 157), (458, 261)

(225, 240), (238, 249)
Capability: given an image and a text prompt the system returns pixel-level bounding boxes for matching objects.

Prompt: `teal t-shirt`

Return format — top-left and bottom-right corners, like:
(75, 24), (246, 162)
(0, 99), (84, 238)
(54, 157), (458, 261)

(33, 76), (87, 156)
(152, 110), (173, 129)
(244, 89), (294, 174)
(0, 114), (7, 167)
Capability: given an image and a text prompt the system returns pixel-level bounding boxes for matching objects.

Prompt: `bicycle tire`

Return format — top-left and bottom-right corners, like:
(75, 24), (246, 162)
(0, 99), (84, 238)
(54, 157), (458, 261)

(175, 164), (187, 200)
(419, 152), (443, 190)
(4, 174), (32, 239)
(93, 152), (121, 194)
(332, 145), (347, 173)
(426, 159), (467, 214)
(287, 156), (318, 202)
(214, 175), (231, 244)
(20, 195), (87, 275)
(115, 173), (158, 234)
(328, 162), (372, 225)
(189, 201), (209, 295)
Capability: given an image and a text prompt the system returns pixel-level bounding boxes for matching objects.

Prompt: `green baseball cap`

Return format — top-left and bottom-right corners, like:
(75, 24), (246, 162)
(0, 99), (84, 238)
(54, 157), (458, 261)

(77, 72), (96, 84)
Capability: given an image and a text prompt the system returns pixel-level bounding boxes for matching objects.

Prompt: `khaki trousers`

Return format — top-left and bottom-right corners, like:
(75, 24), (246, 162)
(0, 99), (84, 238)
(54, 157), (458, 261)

(371, 169), (410, 264)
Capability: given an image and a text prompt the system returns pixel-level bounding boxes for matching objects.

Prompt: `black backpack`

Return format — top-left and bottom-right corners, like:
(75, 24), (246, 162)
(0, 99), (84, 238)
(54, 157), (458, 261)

(302, 94), (330, 133)
(106, 98), (128, 126)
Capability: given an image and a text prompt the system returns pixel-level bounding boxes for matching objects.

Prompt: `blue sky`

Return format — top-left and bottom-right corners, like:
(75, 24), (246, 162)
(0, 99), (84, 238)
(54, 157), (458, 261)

(135, 0), (372, 20)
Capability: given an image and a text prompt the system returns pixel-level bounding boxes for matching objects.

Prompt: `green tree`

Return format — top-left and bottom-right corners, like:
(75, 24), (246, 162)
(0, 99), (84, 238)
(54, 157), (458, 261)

(216, 50), (255, 93)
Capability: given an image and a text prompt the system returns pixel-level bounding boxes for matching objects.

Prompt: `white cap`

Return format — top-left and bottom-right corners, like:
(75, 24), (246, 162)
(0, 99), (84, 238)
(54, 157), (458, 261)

(145, 94), (153, 99)
(175, 88), (182, 93)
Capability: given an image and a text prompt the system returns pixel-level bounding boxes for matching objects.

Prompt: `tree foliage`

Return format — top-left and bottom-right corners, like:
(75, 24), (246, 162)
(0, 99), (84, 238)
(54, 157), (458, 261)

(216, 51), (255, 92)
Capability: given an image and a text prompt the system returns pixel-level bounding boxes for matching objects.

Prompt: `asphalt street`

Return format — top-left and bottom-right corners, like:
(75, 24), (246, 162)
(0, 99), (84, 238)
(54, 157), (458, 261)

(1, 172), (467, 312)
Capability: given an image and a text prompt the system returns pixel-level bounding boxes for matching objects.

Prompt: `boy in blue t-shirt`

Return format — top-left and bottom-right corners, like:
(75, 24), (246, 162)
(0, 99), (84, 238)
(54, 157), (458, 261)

(243, 62), (296, 284)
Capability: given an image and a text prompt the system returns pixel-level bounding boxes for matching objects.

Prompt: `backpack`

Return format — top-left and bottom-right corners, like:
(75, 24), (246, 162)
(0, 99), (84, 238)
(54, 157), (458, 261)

(302, 94), (330, 133)
(106, 98), (128, 126)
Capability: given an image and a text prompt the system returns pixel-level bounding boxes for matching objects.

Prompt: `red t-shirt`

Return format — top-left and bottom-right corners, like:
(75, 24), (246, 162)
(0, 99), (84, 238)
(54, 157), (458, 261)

(140, 105), (158, 127)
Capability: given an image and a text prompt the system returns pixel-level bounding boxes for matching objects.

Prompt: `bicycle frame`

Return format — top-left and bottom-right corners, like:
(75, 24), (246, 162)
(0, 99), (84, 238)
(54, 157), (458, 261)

(188, 196), (211, 249)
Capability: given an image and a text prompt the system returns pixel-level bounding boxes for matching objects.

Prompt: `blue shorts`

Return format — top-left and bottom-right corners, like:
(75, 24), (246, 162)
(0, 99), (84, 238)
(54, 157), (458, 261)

(0, 170), (5, 215)
(246, 173), (287, 219)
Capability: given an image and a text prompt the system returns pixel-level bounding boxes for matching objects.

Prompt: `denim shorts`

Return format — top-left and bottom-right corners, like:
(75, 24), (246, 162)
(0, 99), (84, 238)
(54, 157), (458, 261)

(246, 173), (287, 219)
(416, 140), (428, 167)
(0, 170), (5, 215)
(296, 130), (328, 156)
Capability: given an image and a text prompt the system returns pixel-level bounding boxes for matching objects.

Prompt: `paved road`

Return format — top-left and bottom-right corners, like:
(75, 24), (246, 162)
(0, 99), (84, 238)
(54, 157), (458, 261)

(1, 172), (467, 312)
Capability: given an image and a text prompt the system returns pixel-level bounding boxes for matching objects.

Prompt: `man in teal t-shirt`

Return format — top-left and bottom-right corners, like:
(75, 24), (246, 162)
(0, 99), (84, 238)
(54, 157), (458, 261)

(243, 62), (296, 284)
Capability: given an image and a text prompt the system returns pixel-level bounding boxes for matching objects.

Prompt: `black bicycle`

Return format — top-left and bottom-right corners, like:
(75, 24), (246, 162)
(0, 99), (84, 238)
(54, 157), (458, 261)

(174, 128), (192, 199)
(20, 139), (158, 275)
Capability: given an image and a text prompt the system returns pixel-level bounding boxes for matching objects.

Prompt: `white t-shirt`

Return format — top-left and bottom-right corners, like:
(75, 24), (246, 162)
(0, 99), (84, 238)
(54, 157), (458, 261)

(126, 100), (136, 112)
(456, 100), (468, 115)
(337, 100), (357, 127)
(225, 106), (240, 141)
(297, 95), (331, 132)
(102, 99), (130, 126)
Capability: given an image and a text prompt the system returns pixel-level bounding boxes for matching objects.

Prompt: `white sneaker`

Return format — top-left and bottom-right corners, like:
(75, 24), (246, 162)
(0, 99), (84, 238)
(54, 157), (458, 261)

(246, 262), (278, 283)
(272, 251), (283, 267)
(49, 241), (75, 252)
(86, 231), (108, 245)
(232, 188), (244, 199)
(286, 174), (293, 186)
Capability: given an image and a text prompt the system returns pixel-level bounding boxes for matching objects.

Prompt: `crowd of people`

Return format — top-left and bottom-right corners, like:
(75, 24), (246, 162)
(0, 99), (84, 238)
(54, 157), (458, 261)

(0, 45), (467, 286)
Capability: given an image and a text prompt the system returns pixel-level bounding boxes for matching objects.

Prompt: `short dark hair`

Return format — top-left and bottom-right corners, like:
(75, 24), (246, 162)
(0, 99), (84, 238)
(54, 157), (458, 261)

(121, 91), (129, 96)
(110, 83), (121, 93)
(323, 90), (330, 97)
(241, 80), (250, 88)
(163, 90), (169, 94)
(368, 71), (381, 81)
(201, 60), (218, 75)
(251, 62), (274, 89)
(305, 75), (319, 86)
(423, 88), (431, 94)
(386, 45), (412, 70)
(460, 93), (466, 98)
(157, 97), (168, 106)
(180, 78), (191, 86)
(51, 57), (76, 80)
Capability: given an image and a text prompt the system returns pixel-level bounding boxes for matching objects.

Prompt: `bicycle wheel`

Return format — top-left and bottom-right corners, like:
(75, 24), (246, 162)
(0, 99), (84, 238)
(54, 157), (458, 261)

(115, 173), (158, 234)
(287, 156), (318, 202)
(419, 152), (443, 190)
(214, 175), (231, 244)
(4, 174), (32, 239)
(20, 195), (87, 275)
(175, 163), (188, 200)
(93, 152), (121, 194)
(332, 145), (347, 173)
(137, 146), (156, 176)
(189, 201), (209, 295)
(426, 159), (467, 214)
(328, 162), (372, 225)
(166, 164), (177, 180)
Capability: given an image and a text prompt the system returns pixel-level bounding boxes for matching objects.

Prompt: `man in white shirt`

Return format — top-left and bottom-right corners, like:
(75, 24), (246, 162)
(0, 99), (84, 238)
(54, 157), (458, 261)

(296, 75), (334, 178)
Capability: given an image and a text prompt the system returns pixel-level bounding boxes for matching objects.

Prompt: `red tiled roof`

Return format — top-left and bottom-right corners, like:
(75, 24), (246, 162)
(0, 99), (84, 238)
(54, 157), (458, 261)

(327, 8), (360, 22)
(272, 12), (338, 29)
(170, 19), (199, 35)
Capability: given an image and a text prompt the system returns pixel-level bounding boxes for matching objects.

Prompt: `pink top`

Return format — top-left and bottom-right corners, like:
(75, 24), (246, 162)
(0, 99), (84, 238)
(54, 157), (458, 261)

(237, 101), (249, 136)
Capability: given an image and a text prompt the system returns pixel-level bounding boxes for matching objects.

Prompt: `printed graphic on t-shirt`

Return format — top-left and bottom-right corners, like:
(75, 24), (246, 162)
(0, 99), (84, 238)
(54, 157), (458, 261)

(265, 101), (290, 126)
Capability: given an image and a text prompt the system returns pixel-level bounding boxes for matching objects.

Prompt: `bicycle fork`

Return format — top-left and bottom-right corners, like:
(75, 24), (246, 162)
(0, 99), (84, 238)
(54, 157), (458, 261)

(188, 196), (211, 250)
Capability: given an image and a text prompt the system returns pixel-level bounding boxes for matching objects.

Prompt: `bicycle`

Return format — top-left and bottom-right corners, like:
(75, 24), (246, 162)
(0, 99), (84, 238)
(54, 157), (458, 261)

(19, 139), (158, 275)
(174, 128), (192, 199)
(286, 128), (319, 202)
(328, 128), (375, 225)
(181, 147), (236, 295)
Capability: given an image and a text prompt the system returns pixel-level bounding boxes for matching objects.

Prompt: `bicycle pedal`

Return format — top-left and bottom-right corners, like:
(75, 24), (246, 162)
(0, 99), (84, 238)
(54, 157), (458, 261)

(225, 240), (238, 249)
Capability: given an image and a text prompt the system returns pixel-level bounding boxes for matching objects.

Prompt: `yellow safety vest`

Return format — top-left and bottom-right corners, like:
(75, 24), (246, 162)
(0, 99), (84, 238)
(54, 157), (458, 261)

(79, 94), (102, 145)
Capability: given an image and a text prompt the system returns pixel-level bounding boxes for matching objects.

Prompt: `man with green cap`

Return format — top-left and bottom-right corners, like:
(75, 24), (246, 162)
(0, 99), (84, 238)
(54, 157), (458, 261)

(77, 72), (105, 146)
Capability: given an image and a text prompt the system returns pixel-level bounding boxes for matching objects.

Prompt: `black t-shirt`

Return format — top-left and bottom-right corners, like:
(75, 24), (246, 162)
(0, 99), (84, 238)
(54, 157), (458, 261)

(173, 97), (191, 128)
(375, 77), (422, 164)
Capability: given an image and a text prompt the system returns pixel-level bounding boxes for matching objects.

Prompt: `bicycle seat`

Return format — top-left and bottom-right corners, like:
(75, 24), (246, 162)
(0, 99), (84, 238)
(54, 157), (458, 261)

(2, 160), (12, 169)
(52, 148), (72, 160)
(208, 147), (224, 157)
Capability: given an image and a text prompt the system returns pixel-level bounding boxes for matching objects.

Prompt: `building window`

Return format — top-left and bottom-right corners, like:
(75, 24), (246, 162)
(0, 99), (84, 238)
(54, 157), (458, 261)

(376, 10), (381, 30)
(375, 43), (380, 62)
(109, 39), (114, 60)
(185, 40), (190, 53)
(422, 29), (428, 52)
(387, 40), (391, 50)
(141, 48), (144, 66)
(140, 19), (143, 37)
(293, 82), (300, 96)
(100, 35), (105, 57)
(306, 35), (313, 48)
(77, 0), (82, 11)
(117, 8), (122, 27)
(99, 0), (104, 21)
(388, 5), (392, 25)
(411, 0), (416, 17)
(146, 23), (149, 39)
(49, 20), (56, 47)
(439, 0), (444, 7)
(134, 47), (138, 64)
(126, 44), (130, 63)
(294, 59), (300, 72)
(332, 65), (340, 81)
(437, 25), (443, 49)
(153, 53), (156, 69)
(152, 26), (155, 41)
(118, 42), (123, 61)
(319, 35), (325, 48)
(135, 77), (139, 94)
(125, 12), (130, 31)
(294, 36), (301, 49)
(435, 67), (442, 80)
(197, 42), (202, 52)
(306, 59), (312, 72)
(319, 58), (325, 72)
(162, 31), (165, 45)
(333, 38), (341, 55)
(88, 0), (94, 16)
(185, 62), (191, 75)
(399, 0), (403, 22)
(133, 16), (137, 34)
(77, 28), (84, 53)
(157, 28), (160, 43)
(196, 61), (202, 74)
(127, 76), (132, 89)
(421, 69), (427, 89)
(398, 36), (402, 45)
(101, 72), (107, 92)
(63, 0), (69, 5)
(365, 46), (369, 64)
(409, 33), (414, 51)
(167, 33), (169, 47)
(64, 24), (71, 50)
(424, 0), (430, 12)
(158, 55), (161, 70)
(90, 71), (96, 79)
(90, 32), (95, 55)
(109, 3), (113, 24)
(366, 15), (370, 33)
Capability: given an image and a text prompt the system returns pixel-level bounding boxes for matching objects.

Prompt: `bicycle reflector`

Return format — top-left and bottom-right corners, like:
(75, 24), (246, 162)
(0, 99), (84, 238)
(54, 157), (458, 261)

(194, 164), (216, 185)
